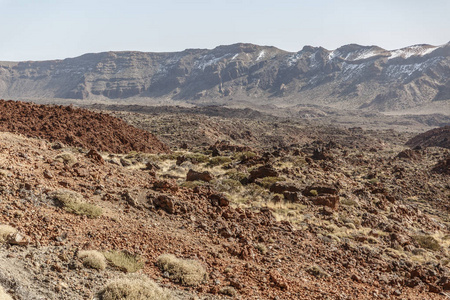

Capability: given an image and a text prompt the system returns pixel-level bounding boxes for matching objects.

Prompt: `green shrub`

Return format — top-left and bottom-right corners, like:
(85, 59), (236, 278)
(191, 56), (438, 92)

(309, 189), (318, 197)
(207, 156), (232, 167)
(156, 254), (207, 286)
(184, 153), (210, 164)
(52, 190), (103, 218)
(413, 235), (441, 251)
(78, 250), (106, 270)
(179, 180), (206, 189)
(104, 250), (145, 273)
(256, 176), (285, 189)
(100, 275), (174, 300)
(225, 170), (247, 182)
(234, 151), (256, 161)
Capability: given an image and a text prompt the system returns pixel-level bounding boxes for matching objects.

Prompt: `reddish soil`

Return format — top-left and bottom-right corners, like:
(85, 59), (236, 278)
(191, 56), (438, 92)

(0, 100), (169, 154)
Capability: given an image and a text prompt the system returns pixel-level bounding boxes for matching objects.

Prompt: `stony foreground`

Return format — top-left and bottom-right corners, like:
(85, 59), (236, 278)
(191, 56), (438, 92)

(0, 101), (449, 299)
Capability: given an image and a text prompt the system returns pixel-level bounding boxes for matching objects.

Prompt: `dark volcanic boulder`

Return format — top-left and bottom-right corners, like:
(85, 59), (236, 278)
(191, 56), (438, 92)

(186, 169), (214, 182)
(248, 165), (278, 182)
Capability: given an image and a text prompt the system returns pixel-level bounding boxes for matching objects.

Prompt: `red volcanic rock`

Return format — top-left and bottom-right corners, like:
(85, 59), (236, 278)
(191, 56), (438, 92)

(0, 100), (169, 154)
(186, 169), (214, 182)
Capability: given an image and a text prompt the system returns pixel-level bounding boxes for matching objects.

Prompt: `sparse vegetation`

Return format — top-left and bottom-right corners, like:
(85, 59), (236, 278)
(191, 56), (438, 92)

(306, 265), (330, 278)
(52, 189), (103, 218)
(413, 235), (441, 251)
(219, 286), (237, 297)
(0, 225), (16, 243)
(179, 180), (205, 189)
(207, 156), (232, 167)
(78, 250), (107, 270)
(55, 152), (77, 166)
(234, 151), (256, 161)
(156, 254), (207, 286)
(0, 285), (13, 300)
(256, 176), (285, 189)
(99, 275), (174, 300)
(309, 189), (318, 197)
(104, 250), (145, 273)
(255, 243), (268, 254)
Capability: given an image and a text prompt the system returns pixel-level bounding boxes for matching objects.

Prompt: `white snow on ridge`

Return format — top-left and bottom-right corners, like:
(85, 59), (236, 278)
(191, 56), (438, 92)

(328, 50), (339, 60)
(329, 49), (382, 61)
(195, 53), (231, 70)
(340, 62), (367, 80)
(385, 57), (441, 78)
(231, 53), (239, 60)
(286, 52), (302, 67)
(256, 50), (265, 61)
(352, 49), (379, 61)
(389, 45), (437, 59)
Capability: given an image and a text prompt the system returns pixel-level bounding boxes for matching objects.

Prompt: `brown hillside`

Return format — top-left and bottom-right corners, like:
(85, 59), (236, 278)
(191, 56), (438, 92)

(406, 126), (450, 149)
(0, 100), (169, 153)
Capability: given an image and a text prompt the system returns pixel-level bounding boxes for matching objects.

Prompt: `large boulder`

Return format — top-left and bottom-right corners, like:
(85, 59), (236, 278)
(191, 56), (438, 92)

(186, 169), (214, 182)
(248, 165), (278, 182)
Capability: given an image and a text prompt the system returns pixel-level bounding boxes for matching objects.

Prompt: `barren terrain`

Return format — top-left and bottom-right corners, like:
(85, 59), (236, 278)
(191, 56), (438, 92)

(0, 100), (449, 299)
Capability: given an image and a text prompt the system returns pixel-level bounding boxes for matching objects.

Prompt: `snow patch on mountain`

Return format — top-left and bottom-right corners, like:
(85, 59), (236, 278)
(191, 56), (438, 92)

(256, 51), (265, 61)
(385, 57), (441, 79)
(389, 45), (437, 59)
(195, 54), (232, 70)
(286, 52), (302, 67)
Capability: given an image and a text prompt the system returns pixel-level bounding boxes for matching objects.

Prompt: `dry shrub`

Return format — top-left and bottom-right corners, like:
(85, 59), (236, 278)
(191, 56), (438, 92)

(234, 151), (256, 161)
(156, 254), (207, 286)
(79, 250), (107, 270)
(413, 235), (441, 251)
(104, 250), (144, 273)
(219, 286), (237, 297)
(52, 189), (103, 218)
(306, 265), (330, 278)
(255, 243), (268, 254)
(207, 156), (232, 167)
(0, 285), (12, 300)
(0, 225), (17, 243)
(255, 176), (285, 189)
(100, 275), (175, 300)
(55, 152), (77, 166)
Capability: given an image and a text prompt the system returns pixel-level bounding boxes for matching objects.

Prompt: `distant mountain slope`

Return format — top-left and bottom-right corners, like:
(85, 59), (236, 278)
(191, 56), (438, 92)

(1, 42), (450, 112)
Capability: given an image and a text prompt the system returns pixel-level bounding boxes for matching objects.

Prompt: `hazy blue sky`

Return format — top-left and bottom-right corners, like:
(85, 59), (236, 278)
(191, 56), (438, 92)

(1, 0), (449, 61)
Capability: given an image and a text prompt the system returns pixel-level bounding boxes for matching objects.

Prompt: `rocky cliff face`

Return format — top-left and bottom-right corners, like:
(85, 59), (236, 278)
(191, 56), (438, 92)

(1, 42), (450, 112)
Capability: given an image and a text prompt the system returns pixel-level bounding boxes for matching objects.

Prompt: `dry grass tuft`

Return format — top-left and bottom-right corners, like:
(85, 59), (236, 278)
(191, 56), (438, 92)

(104, 250), (144, 273)
(99, 275), (175, 300)
(0, 225), (17, 244)
(52, 189), (103, 218)
(55, 152), (77, 166)
(78, 250), (107, 270)
(207, 156), (232, 167)
(413, 235), (441, 251)
(0, 285), (13, 300)
(156, 254), (207, 286)
(306, 265), (330, 278)
(255, 243), (268, 254)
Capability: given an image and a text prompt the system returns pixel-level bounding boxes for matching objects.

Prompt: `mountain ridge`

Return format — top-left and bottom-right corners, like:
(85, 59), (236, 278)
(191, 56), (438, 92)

(1, 42), (450, 113)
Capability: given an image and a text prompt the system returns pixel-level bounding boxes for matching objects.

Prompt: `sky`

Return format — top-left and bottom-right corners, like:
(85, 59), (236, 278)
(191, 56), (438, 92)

(0, 0), (449, 61)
